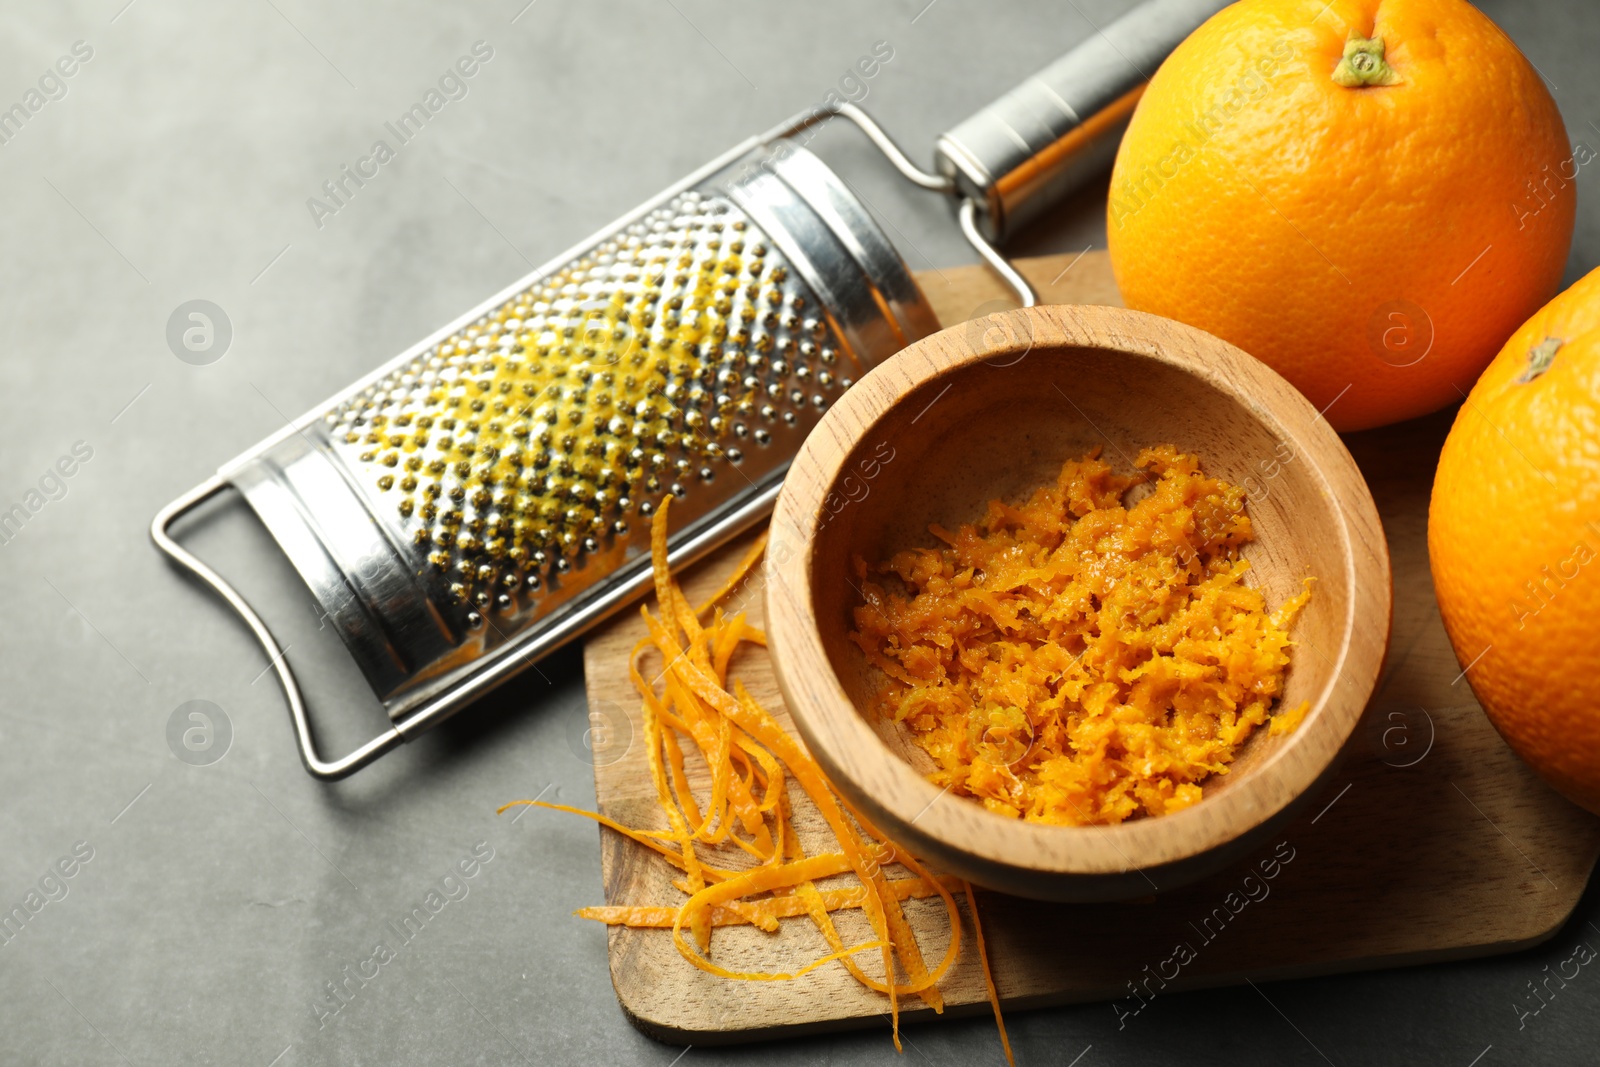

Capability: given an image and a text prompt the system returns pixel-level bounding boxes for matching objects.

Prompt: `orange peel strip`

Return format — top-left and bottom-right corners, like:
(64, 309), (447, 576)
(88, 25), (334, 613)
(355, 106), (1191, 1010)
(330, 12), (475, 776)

(638, 574), (904, 1048)
(670, 853), (887, 982)
(694, 530), (768, 616)
(731, 682), (955, 1012)
(965, 880), (1014, 1067)
(576, 874), (960, 928)
(659, 723), (704, 831)
(510, 496), (1006, 1054)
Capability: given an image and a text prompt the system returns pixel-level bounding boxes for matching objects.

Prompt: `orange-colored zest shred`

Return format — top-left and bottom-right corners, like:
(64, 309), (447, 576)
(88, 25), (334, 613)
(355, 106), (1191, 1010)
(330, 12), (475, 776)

(639, 605), (903, 1043)
(965, 880), (1014, 1067)
(695, 529), (769, 615)
(503, 498), (1012, 1060)
(731, 681), (959, 1008)
(495, 800), (739, 881)
(660, 724), (703, 829)
(575, 875), (962, 928)
(849, 445), (1313, 827)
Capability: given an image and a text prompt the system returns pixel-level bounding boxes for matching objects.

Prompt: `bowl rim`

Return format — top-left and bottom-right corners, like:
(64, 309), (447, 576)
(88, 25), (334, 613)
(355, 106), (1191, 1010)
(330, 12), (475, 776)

(766, 304), (1391, 883)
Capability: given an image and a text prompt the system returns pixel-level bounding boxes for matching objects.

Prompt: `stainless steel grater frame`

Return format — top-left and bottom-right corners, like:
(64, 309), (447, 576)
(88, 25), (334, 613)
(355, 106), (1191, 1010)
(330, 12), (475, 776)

(154, 123), (935, 779)
(153, 0), (1226, 779)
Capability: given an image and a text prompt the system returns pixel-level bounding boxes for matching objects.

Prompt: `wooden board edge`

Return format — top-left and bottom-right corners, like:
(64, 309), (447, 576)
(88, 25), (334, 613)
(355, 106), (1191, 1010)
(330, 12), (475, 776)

(606, 862), (1598, 1048)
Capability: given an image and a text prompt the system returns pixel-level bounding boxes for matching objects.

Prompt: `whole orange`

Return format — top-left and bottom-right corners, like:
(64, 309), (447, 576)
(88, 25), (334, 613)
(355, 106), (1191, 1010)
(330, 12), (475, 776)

(1107, 0), (1576, 432)
(1430, 268), (1600, 814)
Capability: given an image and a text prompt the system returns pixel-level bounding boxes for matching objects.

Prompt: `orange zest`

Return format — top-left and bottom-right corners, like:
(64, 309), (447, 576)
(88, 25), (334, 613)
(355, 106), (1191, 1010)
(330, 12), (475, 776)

(966, 880), (1013, 1067)
(501, 501), (1013, 1063)
(574, 873), (962, 928)
(849, 446), (1311, 826)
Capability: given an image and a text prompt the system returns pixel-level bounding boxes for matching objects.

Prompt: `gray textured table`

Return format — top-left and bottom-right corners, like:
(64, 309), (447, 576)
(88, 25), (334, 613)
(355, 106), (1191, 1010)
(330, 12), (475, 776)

(2, 1), (1597, 1064)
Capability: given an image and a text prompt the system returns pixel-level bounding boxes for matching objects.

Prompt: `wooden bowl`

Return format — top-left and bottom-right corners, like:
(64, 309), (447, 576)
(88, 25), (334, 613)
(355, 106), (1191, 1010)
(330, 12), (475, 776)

(766, 305), (1391, 902)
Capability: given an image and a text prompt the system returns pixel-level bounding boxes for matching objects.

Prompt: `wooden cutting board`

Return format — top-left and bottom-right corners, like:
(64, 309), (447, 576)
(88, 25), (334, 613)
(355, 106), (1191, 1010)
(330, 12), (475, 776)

(578, 250), (1600, 1044)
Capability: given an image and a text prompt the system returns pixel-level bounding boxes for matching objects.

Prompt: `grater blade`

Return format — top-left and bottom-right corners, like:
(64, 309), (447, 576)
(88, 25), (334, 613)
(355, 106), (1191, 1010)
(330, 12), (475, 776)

(155, 128), (936, 777)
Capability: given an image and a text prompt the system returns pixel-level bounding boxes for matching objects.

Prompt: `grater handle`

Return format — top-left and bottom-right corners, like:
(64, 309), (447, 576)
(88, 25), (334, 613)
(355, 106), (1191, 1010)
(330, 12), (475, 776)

(933, 0), (1230, 244)
(151, 476), (404, 779)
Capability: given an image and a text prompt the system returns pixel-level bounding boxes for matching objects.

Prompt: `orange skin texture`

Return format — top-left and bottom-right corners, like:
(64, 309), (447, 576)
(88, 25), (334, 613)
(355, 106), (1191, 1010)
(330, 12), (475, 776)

(1429, 267), (1600, 814)
(1107, 0), (1575, 432)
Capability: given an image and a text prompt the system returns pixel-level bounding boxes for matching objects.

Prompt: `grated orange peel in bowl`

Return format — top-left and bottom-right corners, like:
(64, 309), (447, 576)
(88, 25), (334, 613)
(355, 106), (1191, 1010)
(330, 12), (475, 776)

(849, 445), (1312, 827)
